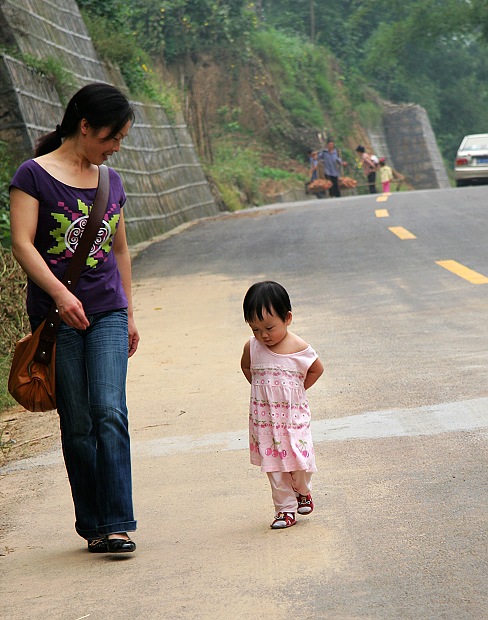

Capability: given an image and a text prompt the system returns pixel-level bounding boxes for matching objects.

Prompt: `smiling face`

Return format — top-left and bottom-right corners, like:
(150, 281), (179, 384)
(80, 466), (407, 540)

(82, 119), (131, 165)
(247, 308), (292, 349)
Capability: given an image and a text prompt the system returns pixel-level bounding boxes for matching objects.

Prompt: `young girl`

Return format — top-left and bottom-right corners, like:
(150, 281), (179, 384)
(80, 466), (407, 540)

(379, 157), (393, 194)
(241, 281), (324, 529)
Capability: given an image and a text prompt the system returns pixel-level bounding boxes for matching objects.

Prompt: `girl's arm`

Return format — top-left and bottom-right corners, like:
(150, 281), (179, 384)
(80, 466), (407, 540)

(240, 340), (252, 384)
(304, 357), (324, 390)
(10, 187), (90, 330)
(112, 209), (140, 358)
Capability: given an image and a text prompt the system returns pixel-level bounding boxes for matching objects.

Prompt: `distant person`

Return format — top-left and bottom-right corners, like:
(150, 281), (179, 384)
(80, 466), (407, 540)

(307, 148), (318, 182)
(240, 281), (324, 529)
(319, 139), (347, 197)
(9, 83), (139, 554)
(356, 145), (378, 194)
(379, 157), (393, 193)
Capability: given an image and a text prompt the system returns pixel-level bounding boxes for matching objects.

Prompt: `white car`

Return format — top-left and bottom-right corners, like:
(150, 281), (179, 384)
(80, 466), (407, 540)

(454, 134), (488, 186)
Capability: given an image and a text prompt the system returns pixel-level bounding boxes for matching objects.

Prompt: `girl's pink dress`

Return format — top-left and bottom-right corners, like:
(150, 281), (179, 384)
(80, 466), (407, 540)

(248, 337), (318, 473)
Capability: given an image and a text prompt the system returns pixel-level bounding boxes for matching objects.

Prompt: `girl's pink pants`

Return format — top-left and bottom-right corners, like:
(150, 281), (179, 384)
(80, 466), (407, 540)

(267, 471), (313, 513)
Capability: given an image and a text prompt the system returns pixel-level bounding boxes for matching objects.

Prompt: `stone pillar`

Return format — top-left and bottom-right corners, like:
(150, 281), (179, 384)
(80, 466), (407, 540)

(382, 103), (450, 190)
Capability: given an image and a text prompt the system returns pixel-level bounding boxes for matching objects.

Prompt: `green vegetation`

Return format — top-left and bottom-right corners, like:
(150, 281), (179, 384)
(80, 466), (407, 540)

(256, 167), (303, 182)
(19, 54), (76, 105)
(0, 141), (19, 249)
(79, 0), (255, 60)
(251, 29), (332, 129)
(77, 1), (488, 194)
(0, 140), (26, 409)
(79, 0), (488, 195)
(0, 248), (28, 412)
(262, 0), (488, 163)
(81, 10), (180, 114)
(206, 142), (262, 208)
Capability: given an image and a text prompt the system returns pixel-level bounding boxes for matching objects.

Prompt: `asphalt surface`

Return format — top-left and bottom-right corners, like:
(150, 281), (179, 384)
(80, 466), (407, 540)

(1, 186), (487, 619)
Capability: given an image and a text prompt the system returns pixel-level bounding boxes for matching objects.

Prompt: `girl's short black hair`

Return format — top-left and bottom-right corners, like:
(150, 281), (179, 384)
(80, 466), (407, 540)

(243, 281), (292, 323)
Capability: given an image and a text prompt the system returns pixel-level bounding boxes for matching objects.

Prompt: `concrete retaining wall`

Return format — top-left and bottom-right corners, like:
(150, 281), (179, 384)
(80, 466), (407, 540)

(380, 103), (450, 189)
(0, 0), (220, 246)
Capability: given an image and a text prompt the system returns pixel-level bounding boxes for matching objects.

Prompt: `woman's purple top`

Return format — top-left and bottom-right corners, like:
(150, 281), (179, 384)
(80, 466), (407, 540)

(10, 160), (128, 317)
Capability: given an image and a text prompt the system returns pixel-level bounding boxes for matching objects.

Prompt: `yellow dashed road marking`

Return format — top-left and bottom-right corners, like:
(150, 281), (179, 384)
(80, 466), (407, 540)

(375, 209), (389, 218)
(376, 195), (388, 202)
(436, 260), (488, 284)
(388, 226), (417, 240)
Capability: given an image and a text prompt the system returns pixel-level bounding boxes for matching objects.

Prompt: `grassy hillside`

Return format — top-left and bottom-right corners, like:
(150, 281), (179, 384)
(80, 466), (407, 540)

(79, 3), (380, 208)
(172, 34), (382, 207)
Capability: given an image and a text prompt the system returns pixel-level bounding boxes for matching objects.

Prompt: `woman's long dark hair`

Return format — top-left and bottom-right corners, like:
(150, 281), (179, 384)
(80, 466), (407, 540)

(34, 82), (135, 156)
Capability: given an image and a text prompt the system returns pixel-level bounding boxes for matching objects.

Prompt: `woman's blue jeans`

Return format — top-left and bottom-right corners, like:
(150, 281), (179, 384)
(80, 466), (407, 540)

(33, 309), (136, 539)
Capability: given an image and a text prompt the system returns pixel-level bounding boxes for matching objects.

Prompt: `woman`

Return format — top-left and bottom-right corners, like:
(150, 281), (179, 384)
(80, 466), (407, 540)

(10, 83), (139, 554)
(356, 145), (378, 194)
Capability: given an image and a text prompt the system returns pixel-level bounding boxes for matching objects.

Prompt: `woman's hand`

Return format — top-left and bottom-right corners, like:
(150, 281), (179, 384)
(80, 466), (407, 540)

(128, 316), (140, 357)
(53, 287), (90, 330)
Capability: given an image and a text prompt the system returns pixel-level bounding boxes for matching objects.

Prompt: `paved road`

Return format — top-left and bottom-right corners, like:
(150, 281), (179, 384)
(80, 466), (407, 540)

(1, 187), (487, 619)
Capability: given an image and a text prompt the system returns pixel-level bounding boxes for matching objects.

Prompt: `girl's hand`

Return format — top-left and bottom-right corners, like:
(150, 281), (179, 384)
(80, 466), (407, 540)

(241, 341), (252, 383)
(304, 357), (324, 390)
(128, 316), (140, 357)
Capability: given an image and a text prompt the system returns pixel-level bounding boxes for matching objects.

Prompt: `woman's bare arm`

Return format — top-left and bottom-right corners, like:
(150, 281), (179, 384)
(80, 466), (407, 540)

(10, 187), (89, 329)
(112, 210), (140, 357)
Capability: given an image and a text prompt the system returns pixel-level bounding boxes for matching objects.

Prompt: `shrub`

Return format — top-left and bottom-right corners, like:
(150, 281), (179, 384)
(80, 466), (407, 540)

(0, 140), (20, 248)
(0, 248), (28, 410)
(206, 142), (261, 206)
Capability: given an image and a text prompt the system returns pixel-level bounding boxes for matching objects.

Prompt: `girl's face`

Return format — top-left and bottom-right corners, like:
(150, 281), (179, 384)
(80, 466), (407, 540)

(82, 119), (131, 165)
(247, 309), (292, 348)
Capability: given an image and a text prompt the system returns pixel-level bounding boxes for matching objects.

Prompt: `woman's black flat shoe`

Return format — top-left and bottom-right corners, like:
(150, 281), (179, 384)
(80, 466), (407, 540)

(88, 538), (109, 553)
(106, 537), (136, 553)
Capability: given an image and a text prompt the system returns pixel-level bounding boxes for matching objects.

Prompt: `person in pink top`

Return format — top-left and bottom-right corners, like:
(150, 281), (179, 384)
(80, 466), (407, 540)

(241, 281), (324, 529)
(356, 145), (378, 194)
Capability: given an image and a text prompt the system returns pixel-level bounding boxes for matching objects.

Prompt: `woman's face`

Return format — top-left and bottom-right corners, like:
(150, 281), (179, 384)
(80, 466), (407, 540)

(84, 119), (131, 165)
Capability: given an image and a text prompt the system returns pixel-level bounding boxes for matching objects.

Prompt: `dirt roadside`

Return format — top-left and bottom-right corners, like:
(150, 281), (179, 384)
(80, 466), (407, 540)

(0, 407), (59, 469)
(0, 224), (201, 472)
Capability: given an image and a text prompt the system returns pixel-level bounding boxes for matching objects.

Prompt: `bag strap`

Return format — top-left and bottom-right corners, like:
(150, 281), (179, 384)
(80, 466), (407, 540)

(34, 165), (110, 364)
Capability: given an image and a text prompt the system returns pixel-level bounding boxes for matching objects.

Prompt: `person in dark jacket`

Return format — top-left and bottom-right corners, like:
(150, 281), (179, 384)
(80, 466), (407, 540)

(319, 139), (347, 197)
